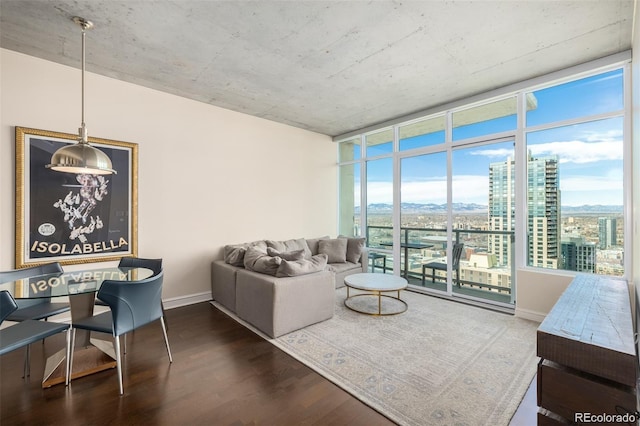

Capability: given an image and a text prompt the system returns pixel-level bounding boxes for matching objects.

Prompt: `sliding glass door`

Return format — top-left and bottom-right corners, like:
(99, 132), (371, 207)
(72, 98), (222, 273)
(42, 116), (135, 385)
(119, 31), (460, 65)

(399, 152), (448, 289)
(451, 139), (515, 304)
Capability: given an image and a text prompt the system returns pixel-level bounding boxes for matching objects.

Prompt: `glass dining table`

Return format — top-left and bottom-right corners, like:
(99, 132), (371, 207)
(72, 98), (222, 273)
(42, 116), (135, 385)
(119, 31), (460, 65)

(0, 266), (153, 387)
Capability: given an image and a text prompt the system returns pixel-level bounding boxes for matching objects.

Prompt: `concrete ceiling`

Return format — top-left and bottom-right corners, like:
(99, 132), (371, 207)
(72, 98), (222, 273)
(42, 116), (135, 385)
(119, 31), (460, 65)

(0, 1), (635, 137)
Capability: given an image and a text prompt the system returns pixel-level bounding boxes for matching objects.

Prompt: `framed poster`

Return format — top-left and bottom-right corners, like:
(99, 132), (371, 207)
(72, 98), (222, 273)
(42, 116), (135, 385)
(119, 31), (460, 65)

(15, 126), (138, 268)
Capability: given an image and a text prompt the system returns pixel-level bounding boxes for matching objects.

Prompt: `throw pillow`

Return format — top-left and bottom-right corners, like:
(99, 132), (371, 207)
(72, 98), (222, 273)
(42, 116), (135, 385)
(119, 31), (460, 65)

(266, 247), (305, 261)
(318, 238), (347, 263)
(339, 236), (366, 264)
(243, 245), (269, 270)
(276, 254), (328, 277)
(252, 255), (281, 276)
(305, 236), (330, 256)
(224, 244), (247, 267)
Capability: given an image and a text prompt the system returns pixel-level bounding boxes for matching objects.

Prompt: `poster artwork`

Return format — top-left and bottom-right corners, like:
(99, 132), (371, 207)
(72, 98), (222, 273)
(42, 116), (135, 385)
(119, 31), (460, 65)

(16, 127), (137, 267)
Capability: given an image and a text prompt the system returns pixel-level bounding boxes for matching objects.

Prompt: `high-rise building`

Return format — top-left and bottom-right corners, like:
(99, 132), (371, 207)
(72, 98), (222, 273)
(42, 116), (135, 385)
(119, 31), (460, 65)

(598, 217), (617, 249)
(526, 154), (560, 269)
(561, 235), (596, 273)
(488, 153), (560, 269)
(488, 157), (515, 266)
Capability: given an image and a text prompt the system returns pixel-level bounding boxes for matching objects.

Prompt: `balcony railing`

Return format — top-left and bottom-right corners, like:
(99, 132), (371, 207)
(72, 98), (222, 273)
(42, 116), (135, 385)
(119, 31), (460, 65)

(365, 225), (515, 304)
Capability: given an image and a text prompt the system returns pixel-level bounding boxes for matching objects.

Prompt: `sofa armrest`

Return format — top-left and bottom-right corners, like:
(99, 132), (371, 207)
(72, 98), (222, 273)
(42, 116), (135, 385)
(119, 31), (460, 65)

(211, 260), (241, 313)
(235, 269), (334, 338)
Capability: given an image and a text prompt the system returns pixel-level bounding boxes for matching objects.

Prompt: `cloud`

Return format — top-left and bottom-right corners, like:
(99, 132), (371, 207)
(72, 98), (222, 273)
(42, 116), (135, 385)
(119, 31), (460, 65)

(469, 148), (513, 158)
(560, 173), (623, 193)
(529, 140), (622, 164)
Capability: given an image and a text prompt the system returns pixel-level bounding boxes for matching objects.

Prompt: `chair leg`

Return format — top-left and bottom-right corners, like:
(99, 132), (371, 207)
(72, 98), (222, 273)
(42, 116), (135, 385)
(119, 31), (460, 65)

(160, 317), (173, 363)
(69, 328), (76, 382)
(162, 304), (168, 331)
(65, 328), (72, 386)
(114, 336), (123, 395)
(123, 333), (126, 354)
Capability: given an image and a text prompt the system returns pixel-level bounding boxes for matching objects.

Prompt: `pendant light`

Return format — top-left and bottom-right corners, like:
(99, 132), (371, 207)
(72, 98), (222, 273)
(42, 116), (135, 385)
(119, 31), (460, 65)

(47, 16), (116, 175)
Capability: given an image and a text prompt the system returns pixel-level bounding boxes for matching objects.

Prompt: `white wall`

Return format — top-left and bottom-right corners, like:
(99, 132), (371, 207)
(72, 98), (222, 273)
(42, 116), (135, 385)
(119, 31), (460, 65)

(515, 270), (573, 322)
(0, 49), (337, 306)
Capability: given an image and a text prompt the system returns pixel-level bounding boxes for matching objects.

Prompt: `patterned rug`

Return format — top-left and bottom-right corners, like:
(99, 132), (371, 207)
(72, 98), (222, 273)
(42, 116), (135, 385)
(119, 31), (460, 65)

(213, 288), (539, 426)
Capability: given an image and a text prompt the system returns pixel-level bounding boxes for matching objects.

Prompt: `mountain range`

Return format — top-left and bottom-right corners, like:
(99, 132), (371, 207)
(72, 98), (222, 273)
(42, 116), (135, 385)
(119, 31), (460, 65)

(356, 203), (623, 214)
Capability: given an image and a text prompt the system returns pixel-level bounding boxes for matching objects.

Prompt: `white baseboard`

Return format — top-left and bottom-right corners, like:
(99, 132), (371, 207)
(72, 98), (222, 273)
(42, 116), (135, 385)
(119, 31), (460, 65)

(515, 307), (546, 323)
(162, 291), (212, 310)
(41, 292), (212, 323)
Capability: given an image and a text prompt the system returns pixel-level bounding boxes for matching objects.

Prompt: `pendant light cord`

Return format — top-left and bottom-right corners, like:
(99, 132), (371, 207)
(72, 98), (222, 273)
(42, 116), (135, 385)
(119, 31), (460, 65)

(79, 21), (89, 143)
(81, 26), (85, 133)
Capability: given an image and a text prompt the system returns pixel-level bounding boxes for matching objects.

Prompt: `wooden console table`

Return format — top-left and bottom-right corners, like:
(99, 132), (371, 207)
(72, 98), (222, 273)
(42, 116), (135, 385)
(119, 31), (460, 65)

(536, 274), (637, 424)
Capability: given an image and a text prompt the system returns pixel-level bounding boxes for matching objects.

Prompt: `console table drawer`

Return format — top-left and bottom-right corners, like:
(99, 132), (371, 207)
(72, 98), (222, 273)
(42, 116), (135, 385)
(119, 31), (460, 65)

(538, 358), (636, 421)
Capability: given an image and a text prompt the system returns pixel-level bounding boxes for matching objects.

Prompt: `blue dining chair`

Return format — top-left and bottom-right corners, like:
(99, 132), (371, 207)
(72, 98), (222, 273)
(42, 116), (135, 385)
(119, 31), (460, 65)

(0, 262), (70, 376)
(118, 257), (167, 330)
(0, 290), (71, 382)
(70, 270), (172, 394)
(95, 257), (166, 351)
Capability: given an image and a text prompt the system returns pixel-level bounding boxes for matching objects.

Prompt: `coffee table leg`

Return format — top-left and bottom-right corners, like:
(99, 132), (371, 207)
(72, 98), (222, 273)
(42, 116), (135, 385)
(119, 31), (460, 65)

(378, 291), (382, 315)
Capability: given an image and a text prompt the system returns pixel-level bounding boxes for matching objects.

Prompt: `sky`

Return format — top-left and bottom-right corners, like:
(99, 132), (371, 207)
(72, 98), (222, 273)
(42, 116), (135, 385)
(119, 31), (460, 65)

(357, 69), (625, 207)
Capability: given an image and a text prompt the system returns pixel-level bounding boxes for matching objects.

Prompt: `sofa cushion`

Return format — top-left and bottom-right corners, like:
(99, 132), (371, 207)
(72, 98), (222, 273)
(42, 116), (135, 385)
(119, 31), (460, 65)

(252, 256), (281, 276)
(225, 240), (268, 267)
(318, 238), (347, 263)
(327, 261), (359, 274)
(224, 244), (247, 267)
(244, 245), (269, 270)
(305, 236), (330, 256)
(276, 254), (328, 277)
(340, 236), (366, 264)
(267, 247), (305, 261)
(266, 238), (312, 259)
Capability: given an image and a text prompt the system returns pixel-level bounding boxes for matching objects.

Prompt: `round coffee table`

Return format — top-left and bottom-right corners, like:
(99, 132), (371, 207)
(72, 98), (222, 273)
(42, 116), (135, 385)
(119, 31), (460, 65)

(344, 273), (408, 316)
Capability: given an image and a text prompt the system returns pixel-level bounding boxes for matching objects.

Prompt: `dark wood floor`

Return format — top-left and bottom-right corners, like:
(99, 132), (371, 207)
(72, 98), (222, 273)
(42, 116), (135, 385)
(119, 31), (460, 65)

(1, 302), (536, 425)
(1, 302), (395, 425)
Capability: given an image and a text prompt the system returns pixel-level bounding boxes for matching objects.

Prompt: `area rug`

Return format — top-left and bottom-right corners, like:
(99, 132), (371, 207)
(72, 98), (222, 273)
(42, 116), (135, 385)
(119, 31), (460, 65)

(212, 288), (539, 426)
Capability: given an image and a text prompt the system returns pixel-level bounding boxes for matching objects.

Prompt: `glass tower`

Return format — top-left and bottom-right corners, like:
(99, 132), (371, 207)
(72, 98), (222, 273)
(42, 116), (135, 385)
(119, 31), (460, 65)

(488, 153), (560, 269)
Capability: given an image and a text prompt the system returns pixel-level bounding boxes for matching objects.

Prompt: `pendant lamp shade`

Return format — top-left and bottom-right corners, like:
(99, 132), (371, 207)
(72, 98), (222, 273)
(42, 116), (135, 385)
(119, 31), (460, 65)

(48, 139), (115, 175)
(47, 16), (116, 175)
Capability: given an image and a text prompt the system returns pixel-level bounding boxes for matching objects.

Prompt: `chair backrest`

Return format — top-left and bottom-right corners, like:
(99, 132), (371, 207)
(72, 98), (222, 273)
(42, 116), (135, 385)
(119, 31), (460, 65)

(0, 262), (63, 284)
(451, 243), (464, 269)
(97, 271), (165, 336)
(118, 257), (163, 276)
(0, 290), (18, 324)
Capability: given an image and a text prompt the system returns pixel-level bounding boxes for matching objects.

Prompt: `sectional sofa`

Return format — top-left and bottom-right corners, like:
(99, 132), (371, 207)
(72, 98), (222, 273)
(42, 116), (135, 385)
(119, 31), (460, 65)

(211, 236), (367, 338)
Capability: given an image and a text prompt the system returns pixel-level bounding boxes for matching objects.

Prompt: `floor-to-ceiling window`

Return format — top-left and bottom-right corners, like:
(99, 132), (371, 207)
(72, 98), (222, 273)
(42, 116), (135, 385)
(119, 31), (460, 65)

(524, 69), (625, 276)
(337, 60), (629, 309)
